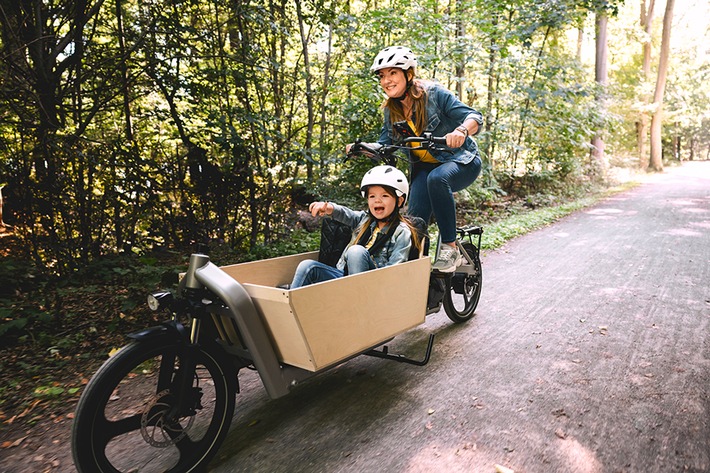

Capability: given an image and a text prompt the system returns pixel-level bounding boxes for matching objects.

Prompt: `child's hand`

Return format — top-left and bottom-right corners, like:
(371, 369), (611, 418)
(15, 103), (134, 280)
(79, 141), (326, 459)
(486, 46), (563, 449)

(309, 201), (332, 217)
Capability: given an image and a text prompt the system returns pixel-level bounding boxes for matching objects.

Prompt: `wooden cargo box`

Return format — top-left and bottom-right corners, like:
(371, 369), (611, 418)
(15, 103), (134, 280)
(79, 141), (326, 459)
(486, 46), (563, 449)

(219, 252), (430, 372)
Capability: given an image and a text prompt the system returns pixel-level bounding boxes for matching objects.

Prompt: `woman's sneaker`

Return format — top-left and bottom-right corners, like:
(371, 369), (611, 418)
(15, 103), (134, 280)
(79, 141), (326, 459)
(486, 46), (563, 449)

(432, 244), (462, 273)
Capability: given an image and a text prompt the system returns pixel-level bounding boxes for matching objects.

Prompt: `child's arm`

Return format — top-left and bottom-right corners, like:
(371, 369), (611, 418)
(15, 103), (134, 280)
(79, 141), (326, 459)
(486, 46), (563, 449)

(309, 201), (366, 230)
(308, 201), (333, 217)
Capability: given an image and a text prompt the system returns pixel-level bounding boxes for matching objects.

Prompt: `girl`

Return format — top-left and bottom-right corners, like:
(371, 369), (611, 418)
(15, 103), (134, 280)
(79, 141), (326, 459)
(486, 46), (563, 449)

(290, 165), (422, 288)
(366, 45), (484, 273)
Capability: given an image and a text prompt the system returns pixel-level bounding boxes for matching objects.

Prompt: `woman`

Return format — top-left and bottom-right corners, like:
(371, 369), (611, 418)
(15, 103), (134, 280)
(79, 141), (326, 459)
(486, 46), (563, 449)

(290, 165), (422, 288)
(367, 45), (483, 273)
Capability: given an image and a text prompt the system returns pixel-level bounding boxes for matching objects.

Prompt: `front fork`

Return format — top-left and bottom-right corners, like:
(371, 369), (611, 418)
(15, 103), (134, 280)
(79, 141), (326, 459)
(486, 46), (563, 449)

(126, 317), (205, 425)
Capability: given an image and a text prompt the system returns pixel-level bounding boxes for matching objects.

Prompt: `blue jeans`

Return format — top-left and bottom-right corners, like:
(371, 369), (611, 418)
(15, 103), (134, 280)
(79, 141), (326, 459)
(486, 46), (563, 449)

(407, 157), (481, 244)
(291, 245), (375, 288)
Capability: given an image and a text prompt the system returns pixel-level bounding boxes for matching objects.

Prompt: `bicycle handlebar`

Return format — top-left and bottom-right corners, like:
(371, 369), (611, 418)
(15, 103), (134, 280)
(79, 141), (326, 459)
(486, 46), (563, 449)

(347, 132), (451, 166)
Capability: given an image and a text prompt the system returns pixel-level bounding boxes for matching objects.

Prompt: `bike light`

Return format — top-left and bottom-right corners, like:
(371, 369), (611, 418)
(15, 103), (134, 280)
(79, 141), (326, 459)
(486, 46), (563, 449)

(147, 291), (173, 311)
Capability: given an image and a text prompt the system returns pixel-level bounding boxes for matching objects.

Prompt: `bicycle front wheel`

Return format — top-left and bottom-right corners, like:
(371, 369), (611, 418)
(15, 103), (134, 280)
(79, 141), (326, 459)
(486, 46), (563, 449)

(72, 338), (237, 473)
(443, 242), (482, 323)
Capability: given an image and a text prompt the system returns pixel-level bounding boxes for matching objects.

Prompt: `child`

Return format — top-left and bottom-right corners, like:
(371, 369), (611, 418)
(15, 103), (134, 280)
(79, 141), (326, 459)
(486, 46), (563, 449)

(290, 165), (422, 288)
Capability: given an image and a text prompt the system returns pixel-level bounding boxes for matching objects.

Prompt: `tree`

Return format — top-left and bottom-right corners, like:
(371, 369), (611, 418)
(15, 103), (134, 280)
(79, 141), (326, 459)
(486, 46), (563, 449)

(590, 12), (609, 177)
(648, 0), (675, 171)
(636, 0), (655, 165)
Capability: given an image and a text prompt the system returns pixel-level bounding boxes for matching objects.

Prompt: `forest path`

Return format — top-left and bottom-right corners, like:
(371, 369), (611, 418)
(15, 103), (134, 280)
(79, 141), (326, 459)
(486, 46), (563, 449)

(211, 161), (710, 473)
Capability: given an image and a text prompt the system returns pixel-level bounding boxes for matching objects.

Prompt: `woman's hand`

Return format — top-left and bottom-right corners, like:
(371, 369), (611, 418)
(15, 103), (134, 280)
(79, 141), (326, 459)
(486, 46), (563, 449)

(445, 129), (467, 148)
(445, 120), (478, 148)
(309, 201), (333, 217)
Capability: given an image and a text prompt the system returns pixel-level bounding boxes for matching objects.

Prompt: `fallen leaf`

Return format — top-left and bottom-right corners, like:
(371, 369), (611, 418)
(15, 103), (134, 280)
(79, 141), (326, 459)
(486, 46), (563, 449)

(555, 428), (567, 439)
(495, 463), (515, 473)
(2, 436), (27, 448)
(427, 408), (435, 415)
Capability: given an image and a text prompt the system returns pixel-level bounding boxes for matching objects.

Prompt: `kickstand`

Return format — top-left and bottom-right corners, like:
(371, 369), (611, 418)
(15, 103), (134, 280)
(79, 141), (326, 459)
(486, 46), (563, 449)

(364, 334), (435, 366)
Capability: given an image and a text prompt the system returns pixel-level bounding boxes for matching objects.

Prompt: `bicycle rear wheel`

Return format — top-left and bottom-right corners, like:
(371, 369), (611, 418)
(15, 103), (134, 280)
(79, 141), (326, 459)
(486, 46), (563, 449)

(443, 242), (482, 323)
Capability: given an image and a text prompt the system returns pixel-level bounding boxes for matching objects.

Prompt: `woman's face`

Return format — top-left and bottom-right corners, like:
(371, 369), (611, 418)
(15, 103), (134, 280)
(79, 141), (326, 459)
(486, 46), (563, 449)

(366, 185), (402, 222)
(377, 67), (408, 99)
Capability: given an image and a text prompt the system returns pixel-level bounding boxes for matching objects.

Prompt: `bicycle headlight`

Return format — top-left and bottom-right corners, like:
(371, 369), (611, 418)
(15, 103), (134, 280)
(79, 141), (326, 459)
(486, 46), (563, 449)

(147, 291), (173, 311)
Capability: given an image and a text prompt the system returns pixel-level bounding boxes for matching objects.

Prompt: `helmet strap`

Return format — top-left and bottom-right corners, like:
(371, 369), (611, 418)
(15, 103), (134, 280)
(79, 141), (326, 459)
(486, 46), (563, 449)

(356, 213), (400, 257)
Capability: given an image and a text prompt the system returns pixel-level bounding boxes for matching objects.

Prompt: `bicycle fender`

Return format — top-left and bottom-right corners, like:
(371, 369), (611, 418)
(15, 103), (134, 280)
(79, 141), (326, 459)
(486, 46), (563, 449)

(127, 320), (189, 344)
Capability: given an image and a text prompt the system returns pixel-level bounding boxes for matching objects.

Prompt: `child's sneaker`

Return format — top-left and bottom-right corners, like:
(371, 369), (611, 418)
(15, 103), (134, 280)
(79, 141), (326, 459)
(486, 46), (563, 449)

(432, 244), (462, 273)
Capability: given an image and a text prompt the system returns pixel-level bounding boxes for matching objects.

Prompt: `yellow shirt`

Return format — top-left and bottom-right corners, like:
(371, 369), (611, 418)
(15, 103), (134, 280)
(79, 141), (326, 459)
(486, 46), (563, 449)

(407, 119), (439, 164)
(365, 226), (381, 249)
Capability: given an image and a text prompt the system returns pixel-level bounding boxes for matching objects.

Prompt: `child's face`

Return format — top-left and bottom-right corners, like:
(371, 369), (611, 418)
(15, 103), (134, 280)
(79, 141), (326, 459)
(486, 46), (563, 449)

(366, 185), (401, 221)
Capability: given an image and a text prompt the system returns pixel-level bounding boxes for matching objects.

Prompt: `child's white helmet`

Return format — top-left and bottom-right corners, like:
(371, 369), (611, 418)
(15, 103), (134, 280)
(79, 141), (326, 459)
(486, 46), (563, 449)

(370, 46), (418, 73)
(360, 165), (409, 205)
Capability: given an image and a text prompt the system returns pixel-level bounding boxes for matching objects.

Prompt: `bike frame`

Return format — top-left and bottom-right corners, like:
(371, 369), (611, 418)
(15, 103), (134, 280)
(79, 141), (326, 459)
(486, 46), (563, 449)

(143, 253), (436, 401)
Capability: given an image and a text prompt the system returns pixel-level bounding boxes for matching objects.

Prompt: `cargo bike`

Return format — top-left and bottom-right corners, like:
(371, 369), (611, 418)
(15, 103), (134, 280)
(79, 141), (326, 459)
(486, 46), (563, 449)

(70, 133), (483, 473)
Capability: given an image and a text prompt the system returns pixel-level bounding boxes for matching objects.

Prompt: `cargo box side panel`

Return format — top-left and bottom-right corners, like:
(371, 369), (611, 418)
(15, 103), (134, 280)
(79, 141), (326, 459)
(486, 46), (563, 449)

(289, 257), (429, 370)
(240, 284), (317, 371)
(220, 252), (319, 287)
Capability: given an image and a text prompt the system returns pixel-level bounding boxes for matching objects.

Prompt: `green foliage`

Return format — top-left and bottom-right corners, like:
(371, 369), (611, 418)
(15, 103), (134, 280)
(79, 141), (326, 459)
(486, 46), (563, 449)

(0, 0), (705, 278)
(246, 229), (321, 261)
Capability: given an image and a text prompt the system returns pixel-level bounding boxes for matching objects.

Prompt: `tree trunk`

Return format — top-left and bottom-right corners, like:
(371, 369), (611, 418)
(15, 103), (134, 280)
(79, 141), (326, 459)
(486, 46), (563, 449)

(649, 0), (675, 172)
(295, 0), (315, 181)
(637, 0), (655, 167)
(590, 13), (608, 178)
(485, 34), (497, 168)
(454, 0), (466, 100)
(0, 185), (5, 229)
(318, 23), (333, 179)
(512, 26), (550, 169)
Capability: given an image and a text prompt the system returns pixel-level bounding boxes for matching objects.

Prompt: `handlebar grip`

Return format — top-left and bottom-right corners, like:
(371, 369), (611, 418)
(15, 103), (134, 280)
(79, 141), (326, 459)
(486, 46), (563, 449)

(431, 136), (448, 145)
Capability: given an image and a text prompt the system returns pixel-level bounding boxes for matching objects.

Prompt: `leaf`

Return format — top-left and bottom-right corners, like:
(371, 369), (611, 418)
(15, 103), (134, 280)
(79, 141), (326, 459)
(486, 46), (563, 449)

(1, 436), (27, 448)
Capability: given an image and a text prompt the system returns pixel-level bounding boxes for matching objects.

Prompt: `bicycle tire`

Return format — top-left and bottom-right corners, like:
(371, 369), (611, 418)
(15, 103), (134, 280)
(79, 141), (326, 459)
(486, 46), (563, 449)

(71, 339), (236, 473)
(443, 242), (482, 323)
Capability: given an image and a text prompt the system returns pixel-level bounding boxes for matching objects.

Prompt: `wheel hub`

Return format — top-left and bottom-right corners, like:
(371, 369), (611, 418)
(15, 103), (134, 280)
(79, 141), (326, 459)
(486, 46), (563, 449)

(140, 389), (196, 447)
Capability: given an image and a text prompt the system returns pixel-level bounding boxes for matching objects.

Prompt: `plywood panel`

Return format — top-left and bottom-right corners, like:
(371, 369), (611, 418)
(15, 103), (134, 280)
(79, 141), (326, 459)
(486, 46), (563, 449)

(288, 257), (429, 369)
(221, 254), (429, 371)
(220, 251), (318, 287)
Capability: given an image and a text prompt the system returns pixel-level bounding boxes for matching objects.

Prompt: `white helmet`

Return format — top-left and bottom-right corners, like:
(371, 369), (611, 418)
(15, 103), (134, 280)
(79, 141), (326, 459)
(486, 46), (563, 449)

(370, 46), (418, 73)
(360, 165), (409, 205)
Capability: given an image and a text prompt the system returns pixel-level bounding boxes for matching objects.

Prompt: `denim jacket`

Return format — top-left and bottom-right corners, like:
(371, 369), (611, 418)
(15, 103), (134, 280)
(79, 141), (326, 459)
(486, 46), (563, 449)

(377, 82), (484, 165)
(329, 203), (413, 271)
